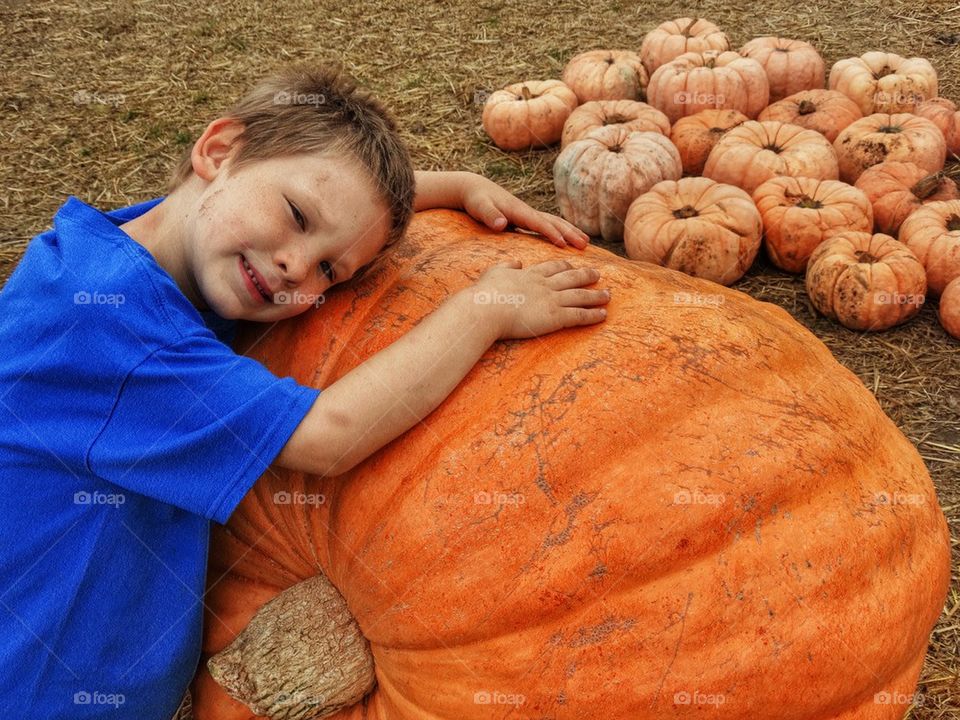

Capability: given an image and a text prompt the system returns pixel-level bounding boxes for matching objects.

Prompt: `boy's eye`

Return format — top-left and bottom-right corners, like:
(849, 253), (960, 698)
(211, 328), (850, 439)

(287, 200), (306, 231)
(319, 260), (335, 282)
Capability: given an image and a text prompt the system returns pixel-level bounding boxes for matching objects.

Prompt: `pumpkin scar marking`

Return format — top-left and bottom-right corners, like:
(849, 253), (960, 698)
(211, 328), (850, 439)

(651, 592), (694, 708)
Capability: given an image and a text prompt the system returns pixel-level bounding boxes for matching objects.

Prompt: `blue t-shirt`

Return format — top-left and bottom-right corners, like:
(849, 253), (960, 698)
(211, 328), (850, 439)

(0, 196), (321, 718)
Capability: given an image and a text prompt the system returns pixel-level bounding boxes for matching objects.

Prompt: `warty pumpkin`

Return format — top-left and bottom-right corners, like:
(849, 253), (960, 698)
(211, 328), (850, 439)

(561, 50), (648, 103)
(560, 100), (670, 148)
(738, 37), (825, 103)
(190, 210), (950, 720)
(833, 112), (946, 183)
(639, 16), (729, 75)
(669, 108), (749, 175)
(854, 161), (959, 237)
(829, 51), (938, 114)
(939, 276), (960, 339)
(757, 89), (862, 143)
(912, 97), (960, 157)
(481, 80), (578, 151)
(897, 199), (960, 295)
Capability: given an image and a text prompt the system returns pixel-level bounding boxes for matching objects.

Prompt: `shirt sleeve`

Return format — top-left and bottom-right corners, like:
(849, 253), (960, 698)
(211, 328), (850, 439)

(86, 333), (321, 523)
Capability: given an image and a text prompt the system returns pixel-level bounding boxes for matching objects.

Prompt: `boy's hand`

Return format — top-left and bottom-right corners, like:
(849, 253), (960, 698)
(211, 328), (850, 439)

(472, 258), (610, 340)
(460, 174), (590, 250)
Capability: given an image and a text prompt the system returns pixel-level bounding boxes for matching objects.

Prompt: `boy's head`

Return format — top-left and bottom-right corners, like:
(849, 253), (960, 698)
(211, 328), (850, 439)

(163, 63), (415, 321)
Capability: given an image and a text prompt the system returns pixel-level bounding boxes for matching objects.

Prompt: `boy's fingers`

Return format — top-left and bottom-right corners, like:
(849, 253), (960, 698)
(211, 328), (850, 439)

(565, 306), (608, 326)
(557, 288), (611, 307)
(530, 259), (574, 276)
(547, 266), (601, 289)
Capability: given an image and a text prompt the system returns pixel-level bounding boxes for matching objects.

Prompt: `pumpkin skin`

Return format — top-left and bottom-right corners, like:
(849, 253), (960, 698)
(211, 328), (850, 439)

(758, 89), (862, 143)
(623, 177), (761, 284)
(912, 97), (960, 157)
(828, 51), (938, 114)
(898, 199), (960, 295)
(639, 16), (729, 75)
(854, 161), (959, 236)
(833, 112), (946, 183)
(805, 231), (927, 330)
(647, 50), (770, 124)
(561, 50), (648, 103)
(670, 108), (749, 175)
(738, 37), (825, 103)
(561, 100), (670, 148)
(481, 80), (578, 151)
(553, 126), (682, 242)
(191, 210), (950, 720)
(753, 176), (873, 273)
(939, 276), (960, 339)
(703, 120), (839, 194)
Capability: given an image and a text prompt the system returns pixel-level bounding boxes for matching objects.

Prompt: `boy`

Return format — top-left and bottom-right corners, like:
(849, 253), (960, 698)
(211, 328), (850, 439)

(0, 63), (610, 718)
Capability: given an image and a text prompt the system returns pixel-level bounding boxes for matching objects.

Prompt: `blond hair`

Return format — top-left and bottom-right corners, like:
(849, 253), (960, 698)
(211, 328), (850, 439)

(168, 63), (415, 250)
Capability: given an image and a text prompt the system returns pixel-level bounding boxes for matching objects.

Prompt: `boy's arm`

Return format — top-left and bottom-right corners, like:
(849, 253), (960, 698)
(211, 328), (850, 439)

(275, 259), (609, 477)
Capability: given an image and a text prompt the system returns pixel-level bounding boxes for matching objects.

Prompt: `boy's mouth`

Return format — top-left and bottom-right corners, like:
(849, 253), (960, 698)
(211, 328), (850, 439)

(240, 255), (274, 303)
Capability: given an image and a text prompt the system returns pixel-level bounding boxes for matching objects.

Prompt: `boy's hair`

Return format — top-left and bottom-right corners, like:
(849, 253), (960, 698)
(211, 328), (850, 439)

(167, 63), (415, 255)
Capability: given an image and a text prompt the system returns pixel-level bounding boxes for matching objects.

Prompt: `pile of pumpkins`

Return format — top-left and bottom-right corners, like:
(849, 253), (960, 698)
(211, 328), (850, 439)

(480, 17), (960, 338)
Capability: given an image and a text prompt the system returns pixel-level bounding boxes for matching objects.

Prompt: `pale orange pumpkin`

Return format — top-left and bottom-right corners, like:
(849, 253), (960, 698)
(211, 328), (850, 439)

(913, 97), (960, 157)
(738, 37), (825, 103)
(898, 199), (960, 295)
(758, 89), (862, 142)
(554, 127), (682, 241)
(670, 108), (749, 175)
(481, 80), (578, 150)
(829, 51), (938, 114)
(190, 210), (950, 720)
(561, 50), (648, 103)
(647, 50), (769, 124)
(561, 100), (670, 148)
(834, 112), (946, 183)
(623, 176), (762, 284)
(806, 231), (927, 330)
(753, 176), (873, 273)
(703, 120), (839, 194)
(639, 16), (729, 75)
(854, 161), (959, 236)
(939, 277), (960, 339)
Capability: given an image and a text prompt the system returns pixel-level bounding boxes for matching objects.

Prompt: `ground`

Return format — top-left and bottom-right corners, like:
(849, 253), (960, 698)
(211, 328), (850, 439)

(0, 0), (957, 716)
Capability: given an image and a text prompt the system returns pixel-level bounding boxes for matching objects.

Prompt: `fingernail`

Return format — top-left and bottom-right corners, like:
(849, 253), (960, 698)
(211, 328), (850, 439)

(600, 308), (607, 316)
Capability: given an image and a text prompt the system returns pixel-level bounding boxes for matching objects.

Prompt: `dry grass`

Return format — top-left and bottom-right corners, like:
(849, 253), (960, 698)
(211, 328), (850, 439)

(1, 0), (958, 716)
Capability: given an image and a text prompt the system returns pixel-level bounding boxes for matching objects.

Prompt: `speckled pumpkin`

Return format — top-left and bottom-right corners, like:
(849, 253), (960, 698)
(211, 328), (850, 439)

(805, 230), (927, 330)
(913, 97), (960, 157)
(829, 51), (938, 114)
(481, 80), (578, 151)
(561, 50), (648, 103)
(703, 120), (839, 194)
(939, 277), (960, 339)
(753, 176), (873, 273)
(639, 16), (729, 75)
(670, 108), (749, 175)
(833, 112), (946, 183)
(758, 89), (862, 143)
(190, 210), (950, 720)
(898, 199), (960, 295)
(738, 37), (825, 103)
(854, 161), (959, 237)
(561, 100), (670, 148)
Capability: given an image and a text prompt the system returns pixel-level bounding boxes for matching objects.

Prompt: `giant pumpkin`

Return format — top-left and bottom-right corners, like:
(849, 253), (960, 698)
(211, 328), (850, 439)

(191, 210), (950, 720)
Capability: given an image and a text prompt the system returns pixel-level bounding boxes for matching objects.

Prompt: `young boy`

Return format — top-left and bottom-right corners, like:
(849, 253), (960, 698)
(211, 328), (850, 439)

(0, 63), (610, 718)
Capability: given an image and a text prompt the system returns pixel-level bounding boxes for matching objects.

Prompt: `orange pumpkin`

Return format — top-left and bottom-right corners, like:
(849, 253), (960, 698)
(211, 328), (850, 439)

(898, 199), (960, 295)
(639, 16), (729, 75)
(854, 161), (959, 236)
(623, 177), (762, 284)
(703, 120), (839, 194)
(561, 100), (670, 148)
(646, 50), (769, 124)
(758, 89), (862, 142)
(481, 80), (578, 150)
(833, 112), (946, 183)
(191, 210), (950, 720)
(939, 277), (960, 339)
(738, 37), (825, 103)
(829, 51), (938, 114)
(753, 176), (873, 273)
(561, 50), (648, 103)
(912, 97), (960, 157)
(806, 231), (927, 330)
(669, 108), (749, 175)
(553, 126), (682, 241)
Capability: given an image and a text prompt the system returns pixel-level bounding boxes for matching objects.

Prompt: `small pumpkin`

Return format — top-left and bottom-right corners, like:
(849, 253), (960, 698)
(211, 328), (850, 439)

(561, 50), (648, 103)
(639, 16), (729, 75)
(561, 100), (670, 148)
(738, 37), (825, 103)
(753, 176), (873, 273)
(647, 50), (770, 124)
(670, 108), (749, 175)
(898, 199), (960, 295)
(758, 89), (862, 142)
(833, 112), (946, 183)
(553, 126), (682, 242)
(623, 177), (762, 285)
(854, 161), (959, 236)
(912, 97), (960, 157)
(805, 231), (927, 330)
(703, 120), (839, 194)
(481, 80), (578, 151)
(939, 277), (960, 339)
(829, 51), (938, 114)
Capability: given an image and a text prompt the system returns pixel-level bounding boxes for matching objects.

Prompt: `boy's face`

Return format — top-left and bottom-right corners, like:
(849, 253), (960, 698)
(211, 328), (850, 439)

(187, 123), (393, 322)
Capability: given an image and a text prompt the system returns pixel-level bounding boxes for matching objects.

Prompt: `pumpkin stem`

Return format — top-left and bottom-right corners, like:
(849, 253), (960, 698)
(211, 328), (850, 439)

(878, 125), (902, 134)
(947, 213), (960, 232)
(604, 114), (628, 125)
(673, 205), (699, 219)
(795, 195), (824, 209)
(520, 85), (532, 101)
(208, 573), (376, 720)
(855, 250), (879, 264)
(873, 64), (895, 80)
(797, 99), (817, 115)
(911, 173), (943, 200)
(682, 17), (698, 37)
(762, 143), (783, 153)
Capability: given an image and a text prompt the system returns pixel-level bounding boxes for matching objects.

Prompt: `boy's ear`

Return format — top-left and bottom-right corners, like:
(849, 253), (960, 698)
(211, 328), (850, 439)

(191, 117), (246, 182)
